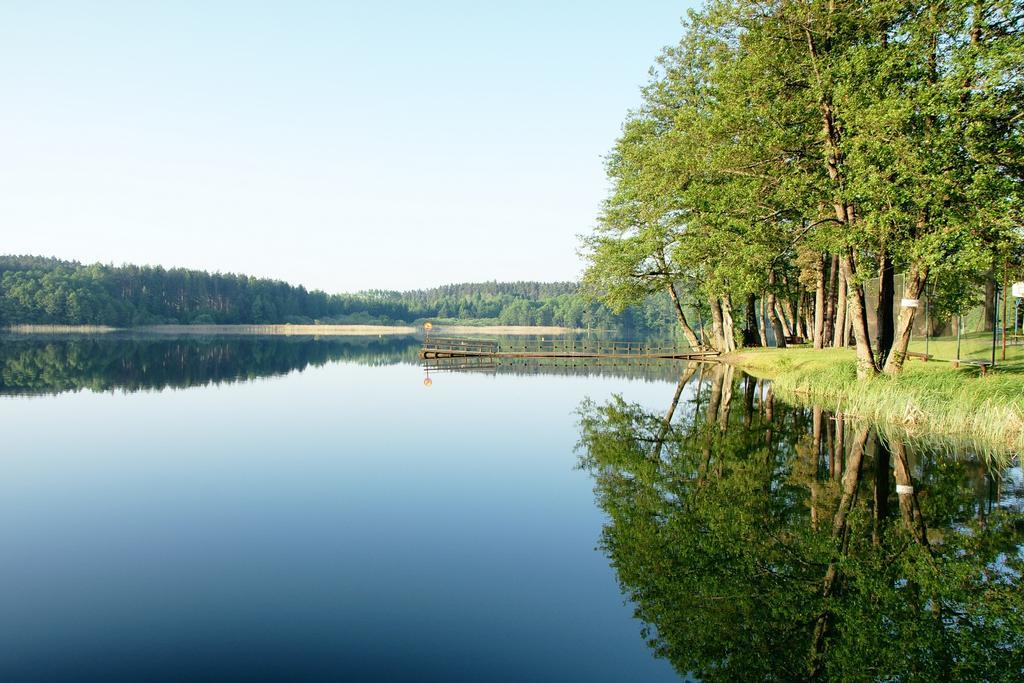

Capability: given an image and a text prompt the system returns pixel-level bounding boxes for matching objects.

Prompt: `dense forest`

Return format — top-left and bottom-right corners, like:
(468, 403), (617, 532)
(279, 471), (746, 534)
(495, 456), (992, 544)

(583, 0), (1024, 377)
(0, 255), (678, 333)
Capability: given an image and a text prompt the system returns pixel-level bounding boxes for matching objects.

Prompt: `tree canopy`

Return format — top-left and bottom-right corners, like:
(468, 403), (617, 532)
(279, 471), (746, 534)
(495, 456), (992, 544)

(583, 0), (1024, 374)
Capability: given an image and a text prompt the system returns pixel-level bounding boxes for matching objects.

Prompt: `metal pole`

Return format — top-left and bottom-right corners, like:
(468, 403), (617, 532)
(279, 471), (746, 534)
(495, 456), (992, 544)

(956, 313), (962, 364)
(1002, 259), (1009, 361)
(991, 280), (999, 367)
(1015, 298), (1020, 340)
(924, 285), (930, 358)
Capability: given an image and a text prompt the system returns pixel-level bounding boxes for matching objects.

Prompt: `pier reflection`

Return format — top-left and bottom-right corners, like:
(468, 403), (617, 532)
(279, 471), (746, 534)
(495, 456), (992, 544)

(423, 356), (709, 384)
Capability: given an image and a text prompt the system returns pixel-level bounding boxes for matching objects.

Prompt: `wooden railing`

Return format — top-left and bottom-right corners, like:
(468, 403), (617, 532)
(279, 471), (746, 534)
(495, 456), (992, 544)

(490, 339), (689, 355)
(422, 337), (705, 357)
(422, 337), (500, 354)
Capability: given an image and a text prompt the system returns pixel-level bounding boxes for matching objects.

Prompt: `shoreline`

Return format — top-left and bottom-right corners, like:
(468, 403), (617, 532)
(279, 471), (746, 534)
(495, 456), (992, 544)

(430, 325), (579, 335)
(722, 347), (1023, 454)
(2, 323), (580, 336)
(4, 324), (417, 336)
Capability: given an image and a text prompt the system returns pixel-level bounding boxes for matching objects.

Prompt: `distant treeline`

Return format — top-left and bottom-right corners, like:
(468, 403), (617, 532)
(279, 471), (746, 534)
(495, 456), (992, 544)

(0, 256), (678, 333)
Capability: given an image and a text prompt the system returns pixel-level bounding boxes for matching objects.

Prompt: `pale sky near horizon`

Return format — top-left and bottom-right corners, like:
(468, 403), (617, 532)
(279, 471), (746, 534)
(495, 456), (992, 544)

(1, 1), (696, 293)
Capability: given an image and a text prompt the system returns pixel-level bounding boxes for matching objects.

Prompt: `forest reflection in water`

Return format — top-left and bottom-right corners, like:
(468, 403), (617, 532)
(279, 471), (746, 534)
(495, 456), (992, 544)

(0, 333), (690, 396)
(577, 364), (1024, 682)
(0, 334), (422, 396)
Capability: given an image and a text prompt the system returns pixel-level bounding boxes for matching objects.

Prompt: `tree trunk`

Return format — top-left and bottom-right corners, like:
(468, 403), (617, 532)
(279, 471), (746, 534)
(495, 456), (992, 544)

(814, 59), (867, 368)
(826, 417), (837, 480)
(891, 439), (930, 549)
(839, 250), (878, 379)
(721, 294), (737, 353)
(706, 363), (723, 424)
(717, 364), (735, 430)
(808, 425), (869, 677)
(804, 293), (814, 344)
(652, 365), (697, 461)
(796, 296), (805, 339)
(757, 299), (768, 347)
(873, 434), (890, 546)
(784, 297), (802, 338)
(666, 282), (703, 350)
(876, 249), (895, 365)
(832, 413), (844, 480)
(743, 293), (759, 347)
(708, 295), (725, 352)
(813, 406), (823, 463)
(883, 262), (929, 374)
(824, 254), (839, 345)
(833, 265), (847, 348)
(743, 374), (756, 427)
(766, 273), (787, 348)
(766, 296), (787, 348)
(813, 253), (826, 349)
(980, 268), (996, 332)
(775, 300), (793, 338)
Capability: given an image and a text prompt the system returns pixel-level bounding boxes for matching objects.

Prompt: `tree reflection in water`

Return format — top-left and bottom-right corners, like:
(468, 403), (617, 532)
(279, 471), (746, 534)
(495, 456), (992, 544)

(0, 334), (421, 396)
(578, 364), (1024, 682)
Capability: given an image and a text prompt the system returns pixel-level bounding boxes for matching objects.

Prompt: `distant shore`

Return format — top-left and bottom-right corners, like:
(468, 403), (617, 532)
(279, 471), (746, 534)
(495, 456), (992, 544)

(3, 324), (416, 336)
(3, 323), (579, 336)
(431, 325), (579, 335)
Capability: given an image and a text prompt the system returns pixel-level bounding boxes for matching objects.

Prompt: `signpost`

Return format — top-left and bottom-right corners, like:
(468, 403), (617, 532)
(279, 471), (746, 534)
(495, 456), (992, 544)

(1013, 282), (1024, 345)
(423, 322), (434, 387)
(900, 298), (919, 356)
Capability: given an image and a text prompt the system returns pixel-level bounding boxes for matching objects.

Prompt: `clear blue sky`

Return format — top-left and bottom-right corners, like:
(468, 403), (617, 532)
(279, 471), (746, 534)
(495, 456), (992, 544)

(1, 1), (695, 292)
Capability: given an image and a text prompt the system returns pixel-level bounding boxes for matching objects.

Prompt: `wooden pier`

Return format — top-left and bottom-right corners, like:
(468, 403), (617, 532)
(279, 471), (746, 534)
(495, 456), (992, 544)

(419, 336), (718, 361)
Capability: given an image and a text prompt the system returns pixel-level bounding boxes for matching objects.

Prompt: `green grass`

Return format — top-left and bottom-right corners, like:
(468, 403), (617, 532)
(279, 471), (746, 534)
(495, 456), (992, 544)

(724, 337), (1024, 454)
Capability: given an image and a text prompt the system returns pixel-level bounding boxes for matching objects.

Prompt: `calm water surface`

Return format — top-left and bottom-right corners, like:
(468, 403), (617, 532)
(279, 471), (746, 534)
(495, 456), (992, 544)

(0, 335), (1021, 681)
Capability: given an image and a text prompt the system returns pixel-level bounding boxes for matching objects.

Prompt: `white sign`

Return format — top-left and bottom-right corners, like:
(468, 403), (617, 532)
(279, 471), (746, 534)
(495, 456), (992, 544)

(900, 298), (919, 308)
(895, 484), (914, 495)
(1012, 282), (1024, 298)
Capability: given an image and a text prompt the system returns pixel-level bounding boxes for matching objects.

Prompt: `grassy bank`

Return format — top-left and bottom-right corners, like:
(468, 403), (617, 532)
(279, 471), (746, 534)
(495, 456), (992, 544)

(723, 342), (1024, 453)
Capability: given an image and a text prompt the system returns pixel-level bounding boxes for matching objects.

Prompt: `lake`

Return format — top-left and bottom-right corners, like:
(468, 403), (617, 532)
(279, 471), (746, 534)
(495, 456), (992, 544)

(0, 334), (1021, 681)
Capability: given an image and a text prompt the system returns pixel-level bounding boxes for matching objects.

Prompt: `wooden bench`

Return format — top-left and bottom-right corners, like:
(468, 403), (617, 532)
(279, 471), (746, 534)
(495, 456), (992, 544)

(784, 336), (805, 345)
(962, 360), (993, 376)
(905, 351), (932, 362)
